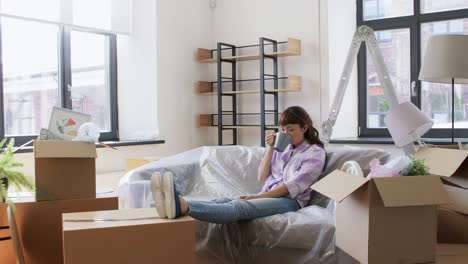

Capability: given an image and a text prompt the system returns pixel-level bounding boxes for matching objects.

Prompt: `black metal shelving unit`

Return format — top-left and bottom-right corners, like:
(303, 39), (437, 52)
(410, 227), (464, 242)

(197, 37), (301, 147)
(216, 42), (238, 145)
(260, 37), (280, 146)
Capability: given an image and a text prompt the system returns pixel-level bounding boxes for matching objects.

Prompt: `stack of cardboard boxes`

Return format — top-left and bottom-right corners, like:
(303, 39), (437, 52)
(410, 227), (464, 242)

(312, 146), (468, 264)
(2, 140), (196, 264)
(0, 141), (119, 264)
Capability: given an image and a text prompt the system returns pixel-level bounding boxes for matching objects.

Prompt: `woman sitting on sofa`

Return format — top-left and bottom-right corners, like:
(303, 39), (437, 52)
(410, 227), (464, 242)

(151, 106), (326, 224)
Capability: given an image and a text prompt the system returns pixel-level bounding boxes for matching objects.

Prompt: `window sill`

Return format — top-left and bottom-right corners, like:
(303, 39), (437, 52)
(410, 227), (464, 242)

(330, 137), (468, 145)
(330, 137), (395, 145)
(12, 139), (165, 154)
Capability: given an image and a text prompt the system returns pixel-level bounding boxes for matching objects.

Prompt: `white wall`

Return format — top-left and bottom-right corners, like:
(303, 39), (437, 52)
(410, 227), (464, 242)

(117, 0), (215, 156)
(155, 0), (215, 156)
(212, 0), (322, 146)
(321, 0), (358, 139)
(117, 0), (159, 141)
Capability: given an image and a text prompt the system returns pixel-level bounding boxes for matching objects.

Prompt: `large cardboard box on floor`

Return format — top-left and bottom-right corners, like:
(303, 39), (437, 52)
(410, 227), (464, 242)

(438, 206), (468, 244)
(414, 147), (468, 243)
(436, 244), (468, 264)
(62, 208), (196, 264)
(0, 195), (118, 264)
(34, 140), (97, 201)
(312, 170), (449, 264)
(437, 184), (468, 243)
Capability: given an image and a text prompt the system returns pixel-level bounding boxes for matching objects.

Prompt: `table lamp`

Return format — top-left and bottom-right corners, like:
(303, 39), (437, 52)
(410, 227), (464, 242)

(384, 101), (433, 148)
(419, 35), (468, 143)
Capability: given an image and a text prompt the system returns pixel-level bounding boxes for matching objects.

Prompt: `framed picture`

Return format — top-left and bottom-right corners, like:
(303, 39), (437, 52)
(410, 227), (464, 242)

(48, 107), (92, 140)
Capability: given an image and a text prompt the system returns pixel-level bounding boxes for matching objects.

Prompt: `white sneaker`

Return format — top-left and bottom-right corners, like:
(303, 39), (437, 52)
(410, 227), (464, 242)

(163, 171), (180, 219)
(150, 172), (167, 218)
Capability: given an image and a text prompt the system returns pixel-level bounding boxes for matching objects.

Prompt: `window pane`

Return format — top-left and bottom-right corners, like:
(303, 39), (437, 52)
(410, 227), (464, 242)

(70, 31), (111, 132)
(363, 0), (413, 21)
(421, 0), (468, 14)
(366, 28), (411, 128)
(421, 19), (468, 129)
(2, 17), (60, 136)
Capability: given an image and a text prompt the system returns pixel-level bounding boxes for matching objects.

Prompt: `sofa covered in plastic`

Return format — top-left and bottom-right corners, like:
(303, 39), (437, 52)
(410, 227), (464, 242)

(118, 145), (391, 263)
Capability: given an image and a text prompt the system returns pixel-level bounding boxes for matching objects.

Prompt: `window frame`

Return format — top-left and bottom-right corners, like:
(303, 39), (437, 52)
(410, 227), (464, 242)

(0, 19), (118, 146)
(357, 0), (468, 139)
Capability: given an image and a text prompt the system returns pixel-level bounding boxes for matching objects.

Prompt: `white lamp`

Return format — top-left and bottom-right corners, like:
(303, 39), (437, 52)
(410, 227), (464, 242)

(419, 35), (468, 143)
(384, 102), (433, 148)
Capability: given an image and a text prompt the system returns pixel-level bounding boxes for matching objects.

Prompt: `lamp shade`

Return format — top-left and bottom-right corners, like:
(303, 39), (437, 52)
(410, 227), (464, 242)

(384, 102), (433, 148)
(419, 35), (468, 84)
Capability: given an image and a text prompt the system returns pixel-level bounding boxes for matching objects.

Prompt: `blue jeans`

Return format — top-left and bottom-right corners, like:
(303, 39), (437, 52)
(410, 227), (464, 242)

(186, 197), (300, 224)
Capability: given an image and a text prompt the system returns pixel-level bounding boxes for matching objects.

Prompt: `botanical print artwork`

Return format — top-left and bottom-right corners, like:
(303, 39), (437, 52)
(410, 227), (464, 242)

(56, 118), (77, 136)
(48, 107), (91, 140)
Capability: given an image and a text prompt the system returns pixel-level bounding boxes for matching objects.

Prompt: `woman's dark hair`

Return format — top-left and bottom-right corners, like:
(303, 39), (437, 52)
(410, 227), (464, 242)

(280, 106), (324, 149)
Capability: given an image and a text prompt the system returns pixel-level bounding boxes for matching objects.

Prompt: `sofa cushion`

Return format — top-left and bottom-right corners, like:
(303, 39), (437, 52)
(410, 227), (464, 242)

(323, 145), (391, 176)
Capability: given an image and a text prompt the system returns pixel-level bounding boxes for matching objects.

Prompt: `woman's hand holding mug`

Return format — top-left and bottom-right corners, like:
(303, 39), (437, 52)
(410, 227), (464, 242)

(266, 133), (275, 147)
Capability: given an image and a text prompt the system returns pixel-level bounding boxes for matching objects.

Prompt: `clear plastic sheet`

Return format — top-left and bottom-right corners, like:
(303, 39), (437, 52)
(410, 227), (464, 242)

(118, 145), (390, 263)
(194, 202), (339, 263)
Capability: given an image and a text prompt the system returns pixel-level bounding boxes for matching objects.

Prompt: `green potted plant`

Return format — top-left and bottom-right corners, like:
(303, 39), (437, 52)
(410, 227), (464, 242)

(406, 156), (431, 176)
(0, 138), (35, 204)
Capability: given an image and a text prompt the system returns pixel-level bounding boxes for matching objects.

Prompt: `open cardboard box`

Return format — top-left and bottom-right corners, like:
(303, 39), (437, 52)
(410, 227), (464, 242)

(312, 170), (449, 264)
(34, 140), (97, 201)
(414, 147), (468, 189)
(414, 147), (468, 243)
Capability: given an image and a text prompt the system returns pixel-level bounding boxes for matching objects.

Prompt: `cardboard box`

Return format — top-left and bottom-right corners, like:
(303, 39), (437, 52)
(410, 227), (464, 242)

(415, 147), (468, 243)
(438, 206), (468, 244)
(436, 244), (468, 264)
(125, 156), (159, 171)
(414, 147), (468, 189)
(0, 195), (118, 264)
(34, 140), (97, 201)
(62, 208), (195, 264)
(312, 170), (449, 264)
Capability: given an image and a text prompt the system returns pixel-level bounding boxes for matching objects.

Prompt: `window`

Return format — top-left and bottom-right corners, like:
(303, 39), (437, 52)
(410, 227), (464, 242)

(363, 0), (413, 20)
(0, 17), (118, 145)
(357, 1), (468, 138)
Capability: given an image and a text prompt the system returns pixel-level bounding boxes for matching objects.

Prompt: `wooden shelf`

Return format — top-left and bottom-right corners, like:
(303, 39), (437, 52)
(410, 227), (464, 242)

(196, 75), (302, 95)
(197, 38), (301, 63)
(198, 114), (213, 128)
